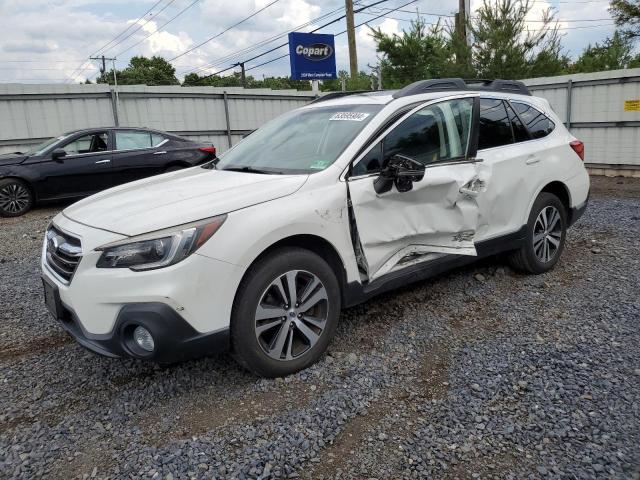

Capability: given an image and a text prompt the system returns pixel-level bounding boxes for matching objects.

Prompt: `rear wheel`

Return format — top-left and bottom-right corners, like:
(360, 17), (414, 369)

(508, 192), (567, 274)
(0, 179), (33, 217)
(231, 248), (341, 377)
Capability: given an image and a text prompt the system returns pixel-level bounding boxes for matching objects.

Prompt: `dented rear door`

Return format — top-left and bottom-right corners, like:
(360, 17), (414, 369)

(347, 96), (489, 281)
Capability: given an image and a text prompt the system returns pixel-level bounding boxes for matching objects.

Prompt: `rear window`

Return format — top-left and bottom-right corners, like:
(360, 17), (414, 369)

(115, 131), (153, 150)
(511, 102), (555, 139)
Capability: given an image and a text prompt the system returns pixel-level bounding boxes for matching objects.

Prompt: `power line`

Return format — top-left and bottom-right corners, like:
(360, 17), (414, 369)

(168, 0), (282, 63)
(93, 0), (165, 56)
(115, 0), (201, 57)
(178, 3), (353, 76)
(66, 0), (178, 83)
(197, 0), (397, 81)
(244, 0), (418, 74)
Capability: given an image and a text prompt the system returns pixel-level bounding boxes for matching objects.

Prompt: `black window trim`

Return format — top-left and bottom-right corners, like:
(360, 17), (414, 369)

(346, 95), (481, 180)
(507, 99), (555, 141)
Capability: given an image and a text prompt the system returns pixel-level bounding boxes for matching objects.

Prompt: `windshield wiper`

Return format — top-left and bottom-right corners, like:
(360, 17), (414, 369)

(222, 166), (282, 175)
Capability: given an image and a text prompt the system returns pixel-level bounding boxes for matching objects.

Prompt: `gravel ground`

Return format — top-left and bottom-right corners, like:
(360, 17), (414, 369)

(1, 176), (639, 480)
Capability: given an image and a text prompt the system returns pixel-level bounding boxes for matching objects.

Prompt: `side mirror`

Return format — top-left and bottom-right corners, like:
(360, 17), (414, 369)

(373, 154), (425, 194)
(51, 148), (66, 162)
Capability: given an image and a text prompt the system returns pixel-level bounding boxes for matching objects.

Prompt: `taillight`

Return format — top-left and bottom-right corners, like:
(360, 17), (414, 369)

(199, 146), (216, 155)
(570, 140), (584, 161)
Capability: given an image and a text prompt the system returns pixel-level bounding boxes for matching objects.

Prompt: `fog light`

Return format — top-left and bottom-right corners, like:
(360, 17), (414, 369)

(133, 326), (155, 352)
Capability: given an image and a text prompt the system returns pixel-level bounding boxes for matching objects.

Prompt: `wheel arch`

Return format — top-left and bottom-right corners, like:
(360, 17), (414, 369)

(0, 175), (36, 201)
(164, 161), (190, 171)
(526, 181), (572, 224)
(234, 234), (349, 306)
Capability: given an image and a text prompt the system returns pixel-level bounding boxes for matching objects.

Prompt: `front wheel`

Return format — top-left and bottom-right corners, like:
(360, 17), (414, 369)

(508, 192), (567, 274)
(0, 179), (33, 217)
(231, 248), (341, 377)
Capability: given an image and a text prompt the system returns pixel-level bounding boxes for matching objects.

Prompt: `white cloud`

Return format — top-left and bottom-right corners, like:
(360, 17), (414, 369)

(0, 0), (617, 84)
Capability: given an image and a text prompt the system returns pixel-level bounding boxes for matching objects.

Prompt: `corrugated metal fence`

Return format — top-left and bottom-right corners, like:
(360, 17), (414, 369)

(522, 68), (640, 172)
(0, 84), (315, 155)
(1, 69), (639, 172)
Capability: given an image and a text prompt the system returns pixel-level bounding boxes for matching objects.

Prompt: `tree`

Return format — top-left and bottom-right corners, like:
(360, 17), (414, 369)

(571, 31), (640, 72)
(96, 56), (179, 86)
(610, 0), (640, 40)
(470, 0), (568, 79)
(371, 18), (450, 88)
(182, 72), (311, 90)
(321, 70), (373, 91)
(182, 72), (247, 87)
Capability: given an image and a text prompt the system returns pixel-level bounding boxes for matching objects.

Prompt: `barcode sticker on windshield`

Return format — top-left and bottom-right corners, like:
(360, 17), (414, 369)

(329, 112), (370, 121)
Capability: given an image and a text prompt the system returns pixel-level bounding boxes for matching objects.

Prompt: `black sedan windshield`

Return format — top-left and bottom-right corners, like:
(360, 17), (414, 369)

(216, 104), (382, 174)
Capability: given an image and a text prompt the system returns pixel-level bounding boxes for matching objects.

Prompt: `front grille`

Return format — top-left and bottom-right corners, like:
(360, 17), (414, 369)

(45, 226), (82, 283)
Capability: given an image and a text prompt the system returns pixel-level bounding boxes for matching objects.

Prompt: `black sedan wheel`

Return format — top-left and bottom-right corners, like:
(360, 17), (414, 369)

(0, 179), (33, 217)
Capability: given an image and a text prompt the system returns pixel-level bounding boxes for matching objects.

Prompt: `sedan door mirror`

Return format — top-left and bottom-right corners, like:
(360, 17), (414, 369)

(373, 154), (426, 194)
(51, 148), (67, 162)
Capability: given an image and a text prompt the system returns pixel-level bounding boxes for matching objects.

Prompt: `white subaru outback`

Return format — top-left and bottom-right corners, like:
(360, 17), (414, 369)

(41, 79), (589, 377)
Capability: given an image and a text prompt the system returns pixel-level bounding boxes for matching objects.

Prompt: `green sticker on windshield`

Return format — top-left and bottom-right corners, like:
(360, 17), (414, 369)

(310, 159), (330, 170)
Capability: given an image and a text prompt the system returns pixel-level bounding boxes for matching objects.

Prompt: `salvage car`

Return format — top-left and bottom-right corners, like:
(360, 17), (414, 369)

(0, 127), (216, 216)
(41, 79), (589, 377)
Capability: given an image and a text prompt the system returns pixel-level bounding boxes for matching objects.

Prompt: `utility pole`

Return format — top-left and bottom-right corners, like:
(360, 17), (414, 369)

(235, 62), (247, 88)
(457, 0), (471, 46)
(90, 55), (119, 125)
(345, 0), (358, 78)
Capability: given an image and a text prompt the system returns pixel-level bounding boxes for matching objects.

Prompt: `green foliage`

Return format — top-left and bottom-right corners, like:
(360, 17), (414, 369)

(371, 18), (451, 88)
(470, 0), (567, 79)
(96, 56), (179, 86)
(571, 31), (640, 72)
(610, 0), (640, 40)
(321, 70), (373, 91)
(182, 71), (311, 90)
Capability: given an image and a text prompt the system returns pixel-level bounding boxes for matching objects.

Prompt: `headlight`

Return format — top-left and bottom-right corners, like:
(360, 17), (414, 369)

(96, 215), (226, 271)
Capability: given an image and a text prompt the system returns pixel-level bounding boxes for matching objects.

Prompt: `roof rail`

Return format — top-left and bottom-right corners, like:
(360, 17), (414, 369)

(392, 78), (531, 98)
(309, 90), (372, 104)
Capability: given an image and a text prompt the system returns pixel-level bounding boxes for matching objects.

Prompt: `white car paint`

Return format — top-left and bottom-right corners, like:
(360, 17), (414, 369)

(42, 87), (590, 348)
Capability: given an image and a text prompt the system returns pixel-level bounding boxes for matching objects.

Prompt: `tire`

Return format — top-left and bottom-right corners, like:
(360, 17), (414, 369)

(164, 165), (184, 173)
(508, 192), (567, 274)
(0, 178), (34, 217)
(231, 247), (341, 377)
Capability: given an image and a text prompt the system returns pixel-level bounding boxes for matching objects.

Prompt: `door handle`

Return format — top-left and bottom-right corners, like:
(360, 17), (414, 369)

(525, 155), (541, 165)
(94, 159), (111, 164)
(153, 151), (167, 155)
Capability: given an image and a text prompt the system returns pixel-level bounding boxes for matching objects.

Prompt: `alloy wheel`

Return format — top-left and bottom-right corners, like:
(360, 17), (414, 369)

(0, 183), (30, 215)
(254, 270), (329, 361)
(533, 205), (562, 263)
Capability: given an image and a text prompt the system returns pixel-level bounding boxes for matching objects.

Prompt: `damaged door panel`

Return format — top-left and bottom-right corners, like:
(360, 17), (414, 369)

(348, 162), (488, 280)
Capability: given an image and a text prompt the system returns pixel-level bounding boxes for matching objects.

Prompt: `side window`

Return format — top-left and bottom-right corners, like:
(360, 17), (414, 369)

(478, 99), (513, 150)
(382, 98), (473, 167)
(352, 142), (382, 176)
(151, 133), (167, 147)
(63, 132), (108, 155)
(505, 102), (530, 143)
(511, 102), (555, 139)
(115, 131), (153, 150)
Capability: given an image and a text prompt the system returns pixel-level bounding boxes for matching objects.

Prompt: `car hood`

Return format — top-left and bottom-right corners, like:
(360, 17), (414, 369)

(63, 167), (308, 237)
(0, 153), (28, 166)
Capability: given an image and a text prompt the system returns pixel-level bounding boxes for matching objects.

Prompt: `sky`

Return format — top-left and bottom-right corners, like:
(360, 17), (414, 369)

(0, 0), (617, 84)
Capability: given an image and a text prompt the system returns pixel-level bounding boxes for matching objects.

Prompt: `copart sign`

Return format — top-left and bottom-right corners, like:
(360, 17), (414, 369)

(288, 32), (337, 80)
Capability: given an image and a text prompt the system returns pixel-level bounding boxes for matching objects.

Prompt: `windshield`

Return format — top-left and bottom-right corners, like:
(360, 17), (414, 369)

(215, 104), (382, 174)
(24, 135), (69, 155)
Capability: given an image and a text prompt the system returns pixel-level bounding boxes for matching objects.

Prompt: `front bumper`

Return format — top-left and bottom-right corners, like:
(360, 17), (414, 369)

(50, 293), (229, 362)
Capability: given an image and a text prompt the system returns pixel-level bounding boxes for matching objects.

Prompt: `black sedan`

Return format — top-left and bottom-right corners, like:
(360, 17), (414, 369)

(0, 127), (216, 217)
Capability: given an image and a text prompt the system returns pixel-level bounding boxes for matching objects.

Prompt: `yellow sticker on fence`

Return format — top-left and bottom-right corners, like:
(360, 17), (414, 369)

(624, 100), (640, 111)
